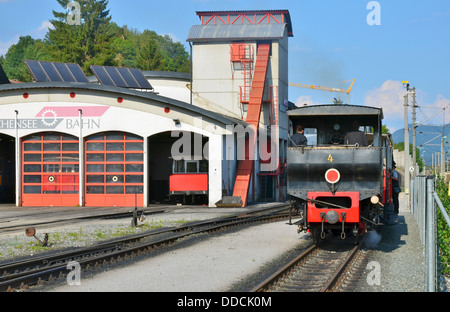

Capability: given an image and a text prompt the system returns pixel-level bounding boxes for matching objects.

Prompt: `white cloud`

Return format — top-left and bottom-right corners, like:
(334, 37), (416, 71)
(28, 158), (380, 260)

(365, 80), (450, 131)
(417, 94), (450, 126)
(0, 35), (19, 57)
(31, 20), (54, 39)
(294, 95), (319, 107)
(365, 80), (405, 115)
(364, 80), (406, 131)
(163, 32), (181, 43)
(38, 21), (54, 32)
(0, 21), (53, 56)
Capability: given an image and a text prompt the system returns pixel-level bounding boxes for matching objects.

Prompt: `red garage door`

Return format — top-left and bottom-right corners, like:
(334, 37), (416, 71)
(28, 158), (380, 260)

(84, 132), (144, 207)
(22, 133), (79, 207)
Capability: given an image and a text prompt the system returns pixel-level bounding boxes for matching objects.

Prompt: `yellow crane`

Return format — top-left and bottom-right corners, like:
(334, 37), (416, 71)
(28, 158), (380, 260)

(289, 79), (356, 104)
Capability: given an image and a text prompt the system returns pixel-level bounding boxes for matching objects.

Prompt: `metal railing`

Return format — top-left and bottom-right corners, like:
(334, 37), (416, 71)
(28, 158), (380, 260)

(411, 175), (450, 292)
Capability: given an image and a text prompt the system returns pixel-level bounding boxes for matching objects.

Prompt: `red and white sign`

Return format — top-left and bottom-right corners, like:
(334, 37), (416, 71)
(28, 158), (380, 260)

(325, 168), (340, 184)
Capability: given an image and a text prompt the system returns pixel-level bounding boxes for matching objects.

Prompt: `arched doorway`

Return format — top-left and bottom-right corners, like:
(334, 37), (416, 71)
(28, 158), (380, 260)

(148, 131), (209, 205)
(0, 134), (15, 204)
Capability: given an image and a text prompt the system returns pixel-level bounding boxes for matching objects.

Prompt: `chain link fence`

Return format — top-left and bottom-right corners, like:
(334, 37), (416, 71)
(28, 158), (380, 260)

(411, 175), (450, 292)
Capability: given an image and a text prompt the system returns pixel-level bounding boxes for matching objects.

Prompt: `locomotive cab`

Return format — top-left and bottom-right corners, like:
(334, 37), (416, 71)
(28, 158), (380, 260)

(287, 104), (388, 243)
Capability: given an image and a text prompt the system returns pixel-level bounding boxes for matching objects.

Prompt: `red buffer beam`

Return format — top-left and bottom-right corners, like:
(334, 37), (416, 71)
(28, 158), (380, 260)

(232, 43), (271, 207)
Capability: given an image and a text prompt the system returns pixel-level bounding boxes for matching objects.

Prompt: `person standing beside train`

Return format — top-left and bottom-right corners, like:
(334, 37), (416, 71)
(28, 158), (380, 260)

(391, 162), (401, 215)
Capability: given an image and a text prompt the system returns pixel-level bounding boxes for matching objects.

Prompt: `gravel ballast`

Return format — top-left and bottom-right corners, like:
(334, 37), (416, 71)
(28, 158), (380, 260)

(0, 216), (201, 261)
(355, 212), (426, 292)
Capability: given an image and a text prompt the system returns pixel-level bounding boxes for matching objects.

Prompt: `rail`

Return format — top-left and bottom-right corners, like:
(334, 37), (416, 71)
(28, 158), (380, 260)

(251, 241), (363, 292)
(411, 175), (450, 292)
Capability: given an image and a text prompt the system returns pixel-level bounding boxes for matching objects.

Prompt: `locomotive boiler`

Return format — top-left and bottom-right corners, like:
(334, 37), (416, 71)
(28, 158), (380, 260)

(287, 104), (393, 244)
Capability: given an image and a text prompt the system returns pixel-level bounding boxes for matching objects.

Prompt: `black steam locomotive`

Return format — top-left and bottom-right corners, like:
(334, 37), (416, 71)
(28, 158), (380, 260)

(287, 104), (394, 244)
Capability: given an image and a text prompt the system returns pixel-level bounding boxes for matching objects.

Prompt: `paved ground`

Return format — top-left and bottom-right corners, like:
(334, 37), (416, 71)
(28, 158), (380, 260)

(355, 193), (426, 291)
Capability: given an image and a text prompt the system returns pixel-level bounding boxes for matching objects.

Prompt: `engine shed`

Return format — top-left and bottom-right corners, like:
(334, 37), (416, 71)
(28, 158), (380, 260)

(0, 9), (295, 208)
(0, 76), (247, 208)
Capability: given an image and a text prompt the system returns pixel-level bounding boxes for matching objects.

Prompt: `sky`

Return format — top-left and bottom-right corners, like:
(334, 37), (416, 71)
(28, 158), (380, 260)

(0, 0), (449, 133)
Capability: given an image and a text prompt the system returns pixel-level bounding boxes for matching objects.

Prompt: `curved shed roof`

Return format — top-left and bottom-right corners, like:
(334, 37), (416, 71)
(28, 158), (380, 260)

(0, 81), (247, 129)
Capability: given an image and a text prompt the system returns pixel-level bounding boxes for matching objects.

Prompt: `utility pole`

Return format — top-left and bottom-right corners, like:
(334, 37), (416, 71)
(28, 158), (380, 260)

(432, 153), (435, 174)
(402, 81), (411, 211)
(441, 136), (447, 176)
(412, 88), (417, 178)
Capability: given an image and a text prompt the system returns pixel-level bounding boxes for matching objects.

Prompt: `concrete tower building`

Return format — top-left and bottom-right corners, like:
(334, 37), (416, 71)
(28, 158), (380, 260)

(187, 10), (294, 206)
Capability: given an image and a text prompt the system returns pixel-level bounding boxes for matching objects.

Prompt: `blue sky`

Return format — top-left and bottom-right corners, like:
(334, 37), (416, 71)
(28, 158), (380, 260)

(0, 0), (449, 132)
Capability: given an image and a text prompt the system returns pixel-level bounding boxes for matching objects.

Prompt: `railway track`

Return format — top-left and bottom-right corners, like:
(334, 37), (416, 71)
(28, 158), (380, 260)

(0, 204), (290, 292)
(252, 240), (370, 292)
(0, 209), (166, 234)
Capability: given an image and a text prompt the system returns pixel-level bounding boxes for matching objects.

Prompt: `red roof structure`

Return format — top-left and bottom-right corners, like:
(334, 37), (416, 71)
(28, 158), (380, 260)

(195, 10), (293, 37)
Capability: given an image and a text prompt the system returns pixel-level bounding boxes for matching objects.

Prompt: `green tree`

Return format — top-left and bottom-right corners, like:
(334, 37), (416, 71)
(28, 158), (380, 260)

(111, 27), (190, 73)
(110, 24), (139, 68)
(435, 177), (450, 274)
(136, 30), (164, 71)
(2, 36), (50, 82)
(47, 0), (114, 73)
(156, 35), (190, 72)
(394, 142), (424, 171)
(2, 0), (191, 80)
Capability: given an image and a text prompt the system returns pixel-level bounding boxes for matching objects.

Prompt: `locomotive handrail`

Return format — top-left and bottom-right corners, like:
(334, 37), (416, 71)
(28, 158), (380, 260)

(360, 216), (383, 226)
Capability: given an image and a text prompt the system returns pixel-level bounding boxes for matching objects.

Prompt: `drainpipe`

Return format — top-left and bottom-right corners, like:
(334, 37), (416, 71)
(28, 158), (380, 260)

(79, 109), (83, 207)
(189, 42), (193, 106)
(14, 110), (19, 207)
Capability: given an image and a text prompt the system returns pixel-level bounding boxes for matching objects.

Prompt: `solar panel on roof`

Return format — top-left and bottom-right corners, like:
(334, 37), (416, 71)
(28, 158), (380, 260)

(66, 63), (89, 82)
(117, 67), (140, 89)
(24, 60), (89, 83)
(128, 68), (153, 89)
(105, 66), (127, 88)
(40, 61), (63, 82)
(53, 63), (76, 82)
(0, 65), (10, 85)
(90, 65), (153, 90)
(91, 66), (114, 86)
(25, 60), (48, 82)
